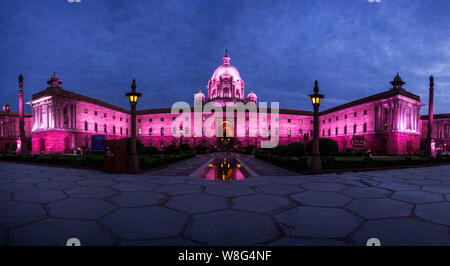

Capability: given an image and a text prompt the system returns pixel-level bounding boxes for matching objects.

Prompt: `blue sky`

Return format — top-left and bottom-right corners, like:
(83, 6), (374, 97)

(1, 0), (449, 114)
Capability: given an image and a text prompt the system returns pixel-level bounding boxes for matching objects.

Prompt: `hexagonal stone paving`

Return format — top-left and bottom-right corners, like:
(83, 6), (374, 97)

(165, 194), (227, 214)
(267, 237), (348, 246)
(99, 207), (187, 240)
(378, 182), (420, 191)
(112, 183), (158, 192)
(415, 202), (450, 226)
(341, 187), (391, 199)
(37, 181), (77, 190)
(77, 179), (116, 187)
(48, 198), (115, 220)
(275, 207), (362, 238)
(0, 183), (34, 192)
(291, 191), (352, 207)
(0, 201), (46, 227)
(346, 198), (412, 219)
(110, 191), (168, 207)
(185, 210), (279, 245)
(65, 186), (117, 199)
(205, 184), (255, 197)
(155, 184), (202, 195)
(256, 184), (304, 195)
(352, 218), (450, 245)
(10, 219), (115, 245)
(14, 189), (67, 203)
(301, 183), (347, 192)
(232, 194), (291, 214)
(422, 185), (450, 194)
(15, 177), (50, 184)
(391, 191), (443, 204)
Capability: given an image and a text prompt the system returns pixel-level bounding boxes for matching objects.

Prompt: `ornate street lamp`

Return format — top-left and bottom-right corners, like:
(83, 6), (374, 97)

(125, 79), (142, 174)
(308, 80), (324, 174)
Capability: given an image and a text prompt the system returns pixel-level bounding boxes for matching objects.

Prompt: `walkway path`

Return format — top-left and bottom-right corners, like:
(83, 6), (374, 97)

(1, 160), (450, 246)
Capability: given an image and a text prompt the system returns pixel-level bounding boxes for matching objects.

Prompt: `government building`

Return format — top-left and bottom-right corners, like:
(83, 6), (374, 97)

(1, 51), (449, 155)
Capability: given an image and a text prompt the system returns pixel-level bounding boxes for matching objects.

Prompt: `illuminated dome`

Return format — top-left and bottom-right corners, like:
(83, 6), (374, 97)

(207, 50), (245, 102)
(247, 92), (258, 102)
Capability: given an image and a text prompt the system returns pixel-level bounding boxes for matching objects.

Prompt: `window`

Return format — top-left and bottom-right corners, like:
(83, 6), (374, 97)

(161, 118), (164, 122)
(138, 128), (142, 135)
(353, 124), (357, 134)
(328, 118), (331, 123)
(120, 127), (123, 135)
(138, 119), (141, 123)
(203, 116), (206, 121)
(344, 125), (347, 135)
(310, 120), (313, 124)
(336, 117), (339, 121)
(126, 128), (128, 135)
(322, 130), (325, 136)
(323, 120), (325, 124)
(364, 110), (367, 115)
(246, 117), (249, 121)
(120, 117), (122, 121)
(84, 108), (88, 114)
(113, 115), (115, 120)
(364, 123), (367, 133)
(354, 112), (357, 117)
(113, 126), (116, 134)
(149, 128), (152, 135)
(299, 129), (303, 136)
(288, 119), (291, 123)
(160, 128), (164, 136)
(288, 128), (291, 137)
(299, 119), (303, 124)
(104, 113), (107, 118)
(84, 121), (88, 131)
(310, 130), (313, 136)
(335, 127), (338, 135)
(149, 118), (152, 122)
(95, 111), (98, 116)
(173, 117), (176, 121)
(126, 119), (128, 122)
(328, 128), (331, 136)
(95, 123), (98, 132)
(104, 124), (107, 133)
(345, 114), (347, 119)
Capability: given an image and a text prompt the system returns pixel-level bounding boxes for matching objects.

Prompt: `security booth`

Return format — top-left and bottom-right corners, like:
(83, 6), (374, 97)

(104, 139), (127, 173)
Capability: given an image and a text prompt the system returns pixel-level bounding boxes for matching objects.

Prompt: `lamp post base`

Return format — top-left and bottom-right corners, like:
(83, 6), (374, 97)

(127, 153), (140, 174)
(311, 153), (322, 174)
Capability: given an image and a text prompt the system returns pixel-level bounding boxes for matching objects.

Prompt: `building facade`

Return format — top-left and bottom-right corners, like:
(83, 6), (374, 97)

(1, 52), (449, 155)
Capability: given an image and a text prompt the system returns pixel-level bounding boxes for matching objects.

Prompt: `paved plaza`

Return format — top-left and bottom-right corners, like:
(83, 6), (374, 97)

(1, 156), (450, 246)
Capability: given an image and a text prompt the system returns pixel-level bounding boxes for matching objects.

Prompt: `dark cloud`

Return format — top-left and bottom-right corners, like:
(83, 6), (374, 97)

(1, 0), (449, 114)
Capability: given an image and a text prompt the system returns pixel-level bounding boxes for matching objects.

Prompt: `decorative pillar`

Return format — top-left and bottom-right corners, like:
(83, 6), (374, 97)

(424, 76), (435, 157)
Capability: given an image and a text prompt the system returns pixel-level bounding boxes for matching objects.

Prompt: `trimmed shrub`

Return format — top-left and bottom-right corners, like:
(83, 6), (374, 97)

(164, 144), (182, 155)
(144, 145), (160, 155)
(287, 142), (306, 157)
(306, 138), (339, 156)
(272, 145), (289, 155)
(125, 138), (145, 154)
(179, 144), (193, 153)
(195, 144), (210, 154)
(245, 145), (255, 153)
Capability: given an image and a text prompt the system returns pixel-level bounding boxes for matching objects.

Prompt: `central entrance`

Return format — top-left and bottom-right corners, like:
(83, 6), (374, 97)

(217, 121), (234, 150)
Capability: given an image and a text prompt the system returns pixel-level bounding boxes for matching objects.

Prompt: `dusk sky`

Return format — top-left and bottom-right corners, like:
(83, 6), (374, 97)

(1, 0), (449, 114)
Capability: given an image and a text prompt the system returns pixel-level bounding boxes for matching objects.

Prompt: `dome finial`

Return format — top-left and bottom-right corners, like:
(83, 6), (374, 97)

(222, 49), (230, 64)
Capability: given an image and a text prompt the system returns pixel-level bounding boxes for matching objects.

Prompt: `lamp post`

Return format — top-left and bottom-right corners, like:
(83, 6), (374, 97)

(308, 80), (324, 174)
(18, 74), (28, 154)
(180, 125), (183, 145)
(125, 79), (142, 174)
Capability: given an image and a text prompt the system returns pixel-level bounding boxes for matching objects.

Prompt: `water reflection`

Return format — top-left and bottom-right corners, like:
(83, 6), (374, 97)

(198, 156), (252, 181)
